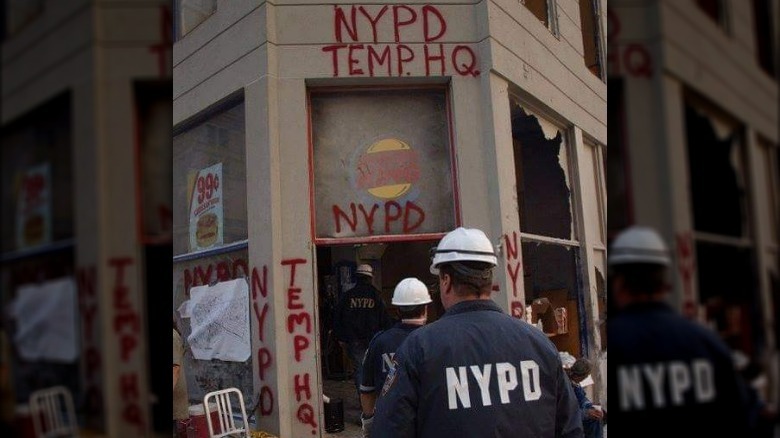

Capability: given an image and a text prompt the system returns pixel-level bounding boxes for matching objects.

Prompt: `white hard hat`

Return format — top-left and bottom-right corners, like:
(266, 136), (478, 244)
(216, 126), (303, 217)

(430, 227), (498, 275)
(356, 264), (373, 277)
(608, 226), (671, 266)
(392, 278), (432, 306)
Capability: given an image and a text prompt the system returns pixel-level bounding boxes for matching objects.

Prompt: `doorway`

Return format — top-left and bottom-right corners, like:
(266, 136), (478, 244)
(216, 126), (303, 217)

(315, 240), (441, 434)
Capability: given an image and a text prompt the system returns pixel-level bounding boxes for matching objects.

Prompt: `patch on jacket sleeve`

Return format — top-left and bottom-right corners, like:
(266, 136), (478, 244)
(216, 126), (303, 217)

(380, 358), (399, 397)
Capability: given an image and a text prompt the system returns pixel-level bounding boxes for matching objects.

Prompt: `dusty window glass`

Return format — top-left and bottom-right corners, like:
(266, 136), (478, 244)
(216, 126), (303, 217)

(310, 89), (455, 241)
(1, 93), (73, 253)
(511, 103), (575, 241)
(177, 0), (217, 37)
(172, 101), (247, 256)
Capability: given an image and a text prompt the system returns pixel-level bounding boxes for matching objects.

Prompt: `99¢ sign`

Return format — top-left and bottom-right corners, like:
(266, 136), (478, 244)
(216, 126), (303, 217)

(189, 163), (224, 251)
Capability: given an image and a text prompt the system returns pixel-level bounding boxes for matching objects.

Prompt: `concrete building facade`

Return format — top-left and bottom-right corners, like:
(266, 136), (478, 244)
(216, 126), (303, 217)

(609, 0), (779, 408)
(1, 1), (172, 436)
(173, 0), (607, 436)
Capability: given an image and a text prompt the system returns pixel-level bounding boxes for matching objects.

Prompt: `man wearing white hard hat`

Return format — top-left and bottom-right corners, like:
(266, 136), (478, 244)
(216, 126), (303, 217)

(372, 227), (582, 437)
(608, 226), (752, 436)
(359, 278), (431, 437)
(333, 263), (391, 415)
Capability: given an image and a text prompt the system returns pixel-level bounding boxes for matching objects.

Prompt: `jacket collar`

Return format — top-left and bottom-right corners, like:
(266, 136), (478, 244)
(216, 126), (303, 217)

(443, 299), (503, 317)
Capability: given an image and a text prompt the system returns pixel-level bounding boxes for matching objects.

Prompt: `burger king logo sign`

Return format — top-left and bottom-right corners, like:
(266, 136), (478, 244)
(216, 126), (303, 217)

(354, 138), (420, 200)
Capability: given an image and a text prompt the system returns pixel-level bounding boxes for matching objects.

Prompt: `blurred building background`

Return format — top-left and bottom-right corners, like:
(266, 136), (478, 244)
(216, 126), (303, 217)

(609, 0), (779, 410)
(172, 0), (606, 436)
(1, 0), (172, 437)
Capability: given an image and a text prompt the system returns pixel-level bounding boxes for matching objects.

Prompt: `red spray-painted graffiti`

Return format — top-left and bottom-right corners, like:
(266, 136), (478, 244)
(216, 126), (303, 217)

(676, 232), (697, 318)
(282, 258), (318, 435)
(184, 259), (249, 293)
(322, 5), (479, 77)
(332, 201), (426, 235)
(503, 232), (522, 299)
(251, 265), (275, 417)
(503, 231), (524, 320)
(606, 8), (653, 78)
(77, 266), (103, 417)
(109, 257), (145, 431)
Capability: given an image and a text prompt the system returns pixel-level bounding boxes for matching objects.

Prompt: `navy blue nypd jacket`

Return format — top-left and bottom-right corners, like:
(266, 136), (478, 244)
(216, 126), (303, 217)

(360, 322), (422, 395)
(372, 300), (583, 437)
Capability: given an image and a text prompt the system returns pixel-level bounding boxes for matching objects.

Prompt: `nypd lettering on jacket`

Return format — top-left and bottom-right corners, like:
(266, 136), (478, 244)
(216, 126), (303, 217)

(618, 359), (715, 410)
(350, 297), (376, 308)
(446, 360), (541, 409)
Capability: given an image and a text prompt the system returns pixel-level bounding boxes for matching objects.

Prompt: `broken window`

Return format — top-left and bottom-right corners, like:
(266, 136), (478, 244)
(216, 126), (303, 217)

(579, 0), (604, 78)
(175, 0), (217, 38)
(510, 96), (584, 357)
(522, 241), (582, 356)
(511, 104), (574, 240)
(685, 100), (749, 238)
(522, 0), (558, 34)
(752, 0), (777, 77)
(684, 94), (761, 355)
(696, 0), (728, 31)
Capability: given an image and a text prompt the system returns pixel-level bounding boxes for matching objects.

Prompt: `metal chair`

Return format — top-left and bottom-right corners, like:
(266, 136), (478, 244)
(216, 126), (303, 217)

(29, 385), (80, 437)
(203, 387), (250, 438)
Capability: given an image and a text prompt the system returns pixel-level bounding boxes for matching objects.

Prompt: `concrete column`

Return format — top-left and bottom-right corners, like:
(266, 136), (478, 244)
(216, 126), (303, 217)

(93, 60), (150, 438)
(276, 77), (322, 437)
(245, 75), (285, 435)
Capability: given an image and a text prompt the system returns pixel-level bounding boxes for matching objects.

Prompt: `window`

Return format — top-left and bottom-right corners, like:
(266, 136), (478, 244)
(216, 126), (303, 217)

(684, 94), (761, 354)
(0, 91), (77, 408)
(522, 0), (558, 34)
(579, 0), (604, 78)
(310, 88), (456, 243)
(607, 79), (630, 238)
(696, 0), (729, 31)
(3, 0), (43, 38)
(510, 97), (584, 357)
(172, 98), (247, 256)
(175, 0), (217, 39)
(752, 0), (777, 77)
(1, 92), (73, 254)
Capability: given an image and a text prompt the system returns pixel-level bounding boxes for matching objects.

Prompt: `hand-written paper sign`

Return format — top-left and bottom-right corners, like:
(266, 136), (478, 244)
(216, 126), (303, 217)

(322, 4), (480, 78)
(189, 163), (224, 251)
(180, 278), (251, 362)
(16, 163), (52, 249)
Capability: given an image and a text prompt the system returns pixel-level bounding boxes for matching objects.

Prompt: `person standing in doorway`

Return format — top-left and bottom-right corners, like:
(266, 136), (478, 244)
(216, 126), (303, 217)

(333, 264), (391, 408)
(372, 227), (582, 437)
(359, 278), (432, 437)
(608, 226), (752, 436)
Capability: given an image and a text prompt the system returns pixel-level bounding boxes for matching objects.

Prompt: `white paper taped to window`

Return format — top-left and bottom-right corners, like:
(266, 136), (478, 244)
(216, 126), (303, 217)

(10, 277), (79, 362)
(187, 278), (251, 362)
